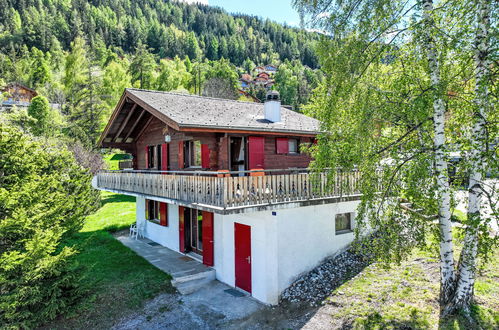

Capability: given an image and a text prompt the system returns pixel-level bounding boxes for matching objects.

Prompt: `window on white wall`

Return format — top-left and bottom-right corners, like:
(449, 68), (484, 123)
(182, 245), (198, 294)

(335, 213), (353, 234)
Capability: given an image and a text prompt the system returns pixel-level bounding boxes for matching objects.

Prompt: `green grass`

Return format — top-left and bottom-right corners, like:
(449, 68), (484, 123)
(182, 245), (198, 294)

(48, 192), (174, 329)
(103, 153), (131, 171)
(325, 247), (499, 329)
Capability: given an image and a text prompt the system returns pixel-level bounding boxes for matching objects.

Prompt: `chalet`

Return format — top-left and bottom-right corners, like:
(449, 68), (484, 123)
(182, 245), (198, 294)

(264, 64), (278, 73)
(94, 89), (362, 304)
(256, 72), (270, 80)
(1, 83), (37, 107)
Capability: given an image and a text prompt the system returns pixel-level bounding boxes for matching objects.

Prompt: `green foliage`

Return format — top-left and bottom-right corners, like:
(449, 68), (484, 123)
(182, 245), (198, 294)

(298, 0), (498, 265)
(0, 124), (100, 328)
(27, 95), (50, 135)
(45, 192), (174, 328)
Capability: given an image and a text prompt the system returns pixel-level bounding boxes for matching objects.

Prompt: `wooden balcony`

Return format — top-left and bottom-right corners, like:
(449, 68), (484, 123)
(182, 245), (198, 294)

(94, 169), (362, 214)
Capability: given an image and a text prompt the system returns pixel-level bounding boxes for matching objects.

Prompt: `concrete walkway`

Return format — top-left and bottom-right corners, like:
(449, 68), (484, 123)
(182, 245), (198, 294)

(116, 235), (212, 279)
(116, 234), (217, 293)
(113, 233), (265, 329)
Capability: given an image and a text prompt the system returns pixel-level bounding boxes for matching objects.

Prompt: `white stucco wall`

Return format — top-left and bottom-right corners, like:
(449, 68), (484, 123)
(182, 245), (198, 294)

(213, 200), (360, 305)
(213, 212), (279, 304)
(275, 201), (360, 294)
(136, 196), (180, 253)
(135, 196), (360, 306)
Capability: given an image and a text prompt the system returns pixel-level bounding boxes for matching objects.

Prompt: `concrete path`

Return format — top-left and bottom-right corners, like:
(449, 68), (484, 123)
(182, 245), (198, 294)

(113, 233), (265, 329)
(116, 235), (212, 279)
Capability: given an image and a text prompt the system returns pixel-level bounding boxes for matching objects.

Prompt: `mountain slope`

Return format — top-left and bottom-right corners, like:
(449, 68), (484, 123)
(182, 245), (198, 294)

(0, 0), (320, 68)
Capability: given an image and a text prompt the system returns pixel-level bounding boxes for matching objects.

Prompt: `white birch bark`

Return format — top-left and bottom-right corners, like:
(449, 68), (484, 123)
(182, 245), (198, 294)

(422, 0), (456, 308)
(451, 0), (491, 311)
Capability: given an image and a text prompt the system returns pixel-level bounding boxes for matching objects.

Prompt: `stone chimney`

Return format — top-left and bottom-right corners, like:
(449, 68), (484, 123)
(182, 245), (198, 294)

(264, 90), (281, 122)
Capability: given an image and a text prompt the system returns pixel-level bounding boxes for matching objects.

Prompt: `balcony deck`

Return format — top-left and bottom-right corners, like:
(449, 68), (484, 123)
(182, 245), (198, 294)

(94, 169), (362, 214)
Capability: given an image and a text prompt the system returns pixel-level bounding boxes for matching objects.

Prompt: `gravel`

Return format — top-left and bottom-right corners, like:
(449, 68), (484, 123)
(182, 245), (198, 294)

(280, 247), (372, 305)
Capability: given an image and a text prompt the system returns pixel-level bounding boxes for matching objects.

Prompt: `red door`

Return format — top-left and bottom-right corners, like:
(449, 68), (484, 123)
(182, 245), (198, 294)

(248, 136), (264, 169)
(202, 211), (214, 266)
(234, 223), (251, 293)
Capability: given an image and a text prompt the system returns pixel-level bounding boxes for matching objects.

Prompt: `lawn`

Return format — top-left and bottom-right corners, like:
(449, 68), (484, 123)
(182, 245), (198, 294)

(322, 247), (499, 329)
(103, 153), (131, 171)
(47, 192), (175, 329)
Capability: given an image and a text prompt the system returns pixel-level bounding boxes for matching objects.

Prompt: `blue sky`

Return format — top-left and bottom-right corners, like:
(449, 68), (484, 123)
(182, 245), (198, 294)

(209, 0), (300, 26)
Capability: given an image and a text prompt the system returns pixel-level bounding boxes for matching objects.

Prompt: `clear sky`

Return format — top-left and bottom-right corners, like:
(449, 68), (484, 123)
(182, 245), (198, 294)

(209, 0), (300, 26)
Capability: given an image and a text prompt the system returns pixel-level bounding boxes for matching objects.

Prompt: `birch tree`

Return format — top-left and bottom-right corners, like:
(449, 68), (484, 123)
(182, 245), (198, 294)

(294, 0), (497, 319)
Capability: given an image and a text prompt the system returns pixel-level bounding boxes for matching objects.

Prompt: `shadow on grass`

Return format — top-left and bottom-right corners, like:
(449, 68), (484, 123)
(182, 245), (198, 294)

(346, 309), (431, 329)
(101, 193), (136, 206)
(438, 304), (499, 330)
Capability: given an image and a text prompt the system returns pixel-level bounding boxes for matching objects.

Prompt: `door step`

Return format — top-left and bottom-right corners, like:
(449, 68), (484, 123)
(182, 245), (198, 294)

(172, 268), (216, 294)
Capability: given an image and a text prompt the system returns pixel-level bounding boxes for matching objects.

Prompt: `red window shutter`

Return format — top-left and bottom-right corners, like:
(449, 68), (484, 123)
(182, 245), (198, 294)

(161, 144), (168, 171)
(201, 144), (210, 169)
(179, 206), (185, 252)
(178, 141), (184, 169)
(248, 136), (265, 169)
(202, 211), (214, 266)
(145, 146), (149, 169)
(276, 138), (289, 154)
(159, 202), (168, 226)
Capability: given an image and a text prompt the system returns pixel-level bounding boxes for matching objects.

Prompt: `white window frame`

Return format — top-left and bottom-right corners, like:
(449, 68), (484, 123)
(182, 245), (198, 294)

(335, 212), (354, 235)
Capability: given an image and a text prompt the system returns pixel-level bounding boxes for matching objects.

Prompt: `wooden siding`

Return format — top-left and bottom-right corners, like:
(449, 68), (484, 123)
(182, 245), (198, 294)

(264, 136), (312, 169)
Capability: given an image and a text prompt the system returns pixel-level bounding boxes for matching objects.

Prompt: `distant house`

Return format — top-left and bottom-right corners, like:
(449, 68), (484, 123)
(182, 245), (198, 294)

(93, 89), (362, 305)
(264, 65), (278, 73)
(1, 83), (37, 107)
(255, 65), (277, 75)
(256, 72), (270, 80)
(254, 66), (266, 74)
(239, 74), (253, 90)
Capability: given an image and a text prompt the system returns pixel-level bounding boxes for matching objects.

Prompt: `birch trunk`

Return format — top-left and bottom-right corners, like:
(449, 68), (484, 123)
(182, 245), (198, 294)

(422, 0), (456, 309)
(448, 0), (491, 314)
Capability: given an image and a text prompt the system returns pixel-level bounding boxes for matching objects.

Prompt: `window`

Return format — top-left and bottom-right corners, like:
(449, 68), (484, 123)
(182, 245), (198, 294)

(185, 140), (202, 167)
(146, 199), (160, 221)
(335, 213), (353, 234)
(288, 138), (299, 154)
(147, 146), (155, 169)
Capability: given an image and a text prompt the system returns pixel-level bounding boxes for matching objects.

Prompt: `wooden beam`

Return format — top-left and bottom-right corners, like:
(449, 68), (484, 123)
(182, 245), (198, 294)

(126, 91), (181, 131)
(134, 114), (154, 142)
(98, 93), (129, 146)
(112, 103), (137, 142)
(123, 108), (146, 142)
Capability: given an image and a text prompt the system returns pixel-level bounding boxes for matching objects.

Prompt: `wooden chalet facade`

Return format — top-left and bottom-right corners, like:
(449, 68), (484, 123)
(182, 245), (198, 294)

(1, 83), (37, 107)
(94, 89), (362, 304)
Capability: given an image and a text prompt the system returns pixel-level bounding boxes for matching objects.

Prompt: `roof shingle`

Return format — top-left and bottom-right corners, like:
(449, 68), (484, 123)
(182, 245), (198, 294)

(126, 88), (320, 135)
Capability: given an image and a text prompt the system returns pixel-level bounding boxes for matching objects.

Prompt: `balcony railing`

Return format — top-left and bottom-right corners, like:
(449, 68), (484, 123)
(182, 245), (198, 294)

(94, 169), (362, 212)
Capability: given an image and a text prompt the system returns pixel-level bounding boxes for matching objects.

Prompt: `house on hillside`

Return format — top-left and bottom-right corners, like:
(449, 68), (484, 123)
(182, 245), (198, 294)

(264, 64), (278, 73)
(1, 83), (37, 107)
(94, 89), (362, 304)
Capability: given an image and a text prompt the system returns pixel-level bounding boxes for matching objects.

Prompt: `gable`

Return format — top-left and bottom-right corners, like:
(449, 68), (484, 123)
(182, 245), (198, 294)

(99, 89), (320, 148)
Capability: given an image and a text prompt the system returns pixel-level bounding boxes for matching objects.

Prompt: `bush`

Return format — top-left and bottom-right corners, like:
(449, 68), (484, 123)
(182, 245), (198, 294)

(0, 124), (99, 328)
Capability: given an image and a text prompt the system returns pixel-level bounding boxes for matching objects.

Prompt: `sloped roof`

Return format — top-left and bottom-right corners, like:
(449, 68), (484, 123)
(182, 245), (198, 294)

(126, 88), (319, 135)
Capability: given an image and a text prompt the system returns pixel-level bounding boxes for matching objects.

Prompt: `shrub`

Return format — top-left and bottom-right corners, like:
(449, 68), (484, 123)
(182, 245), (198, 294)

(0, 124), (99, 328)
